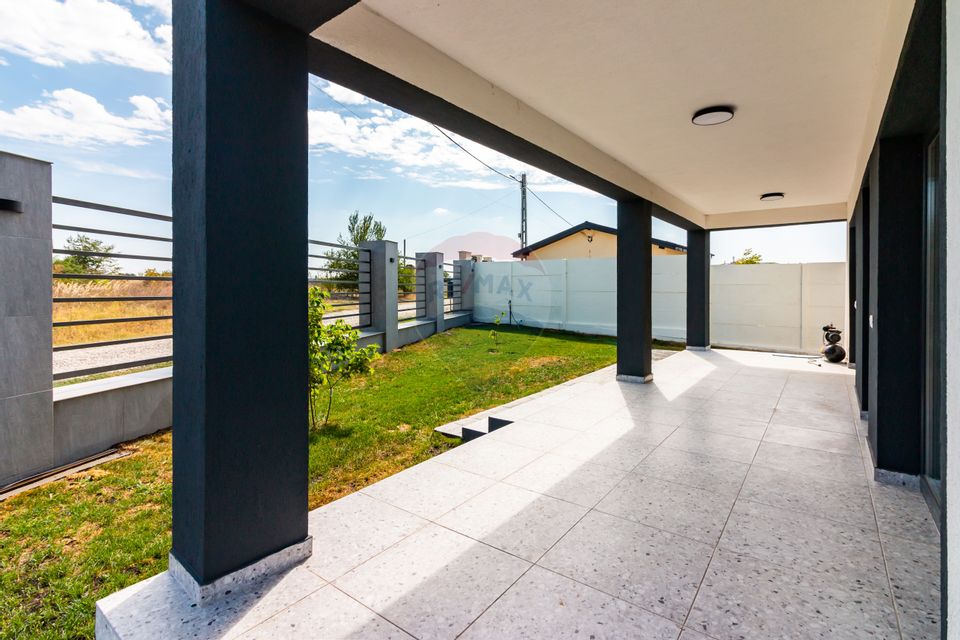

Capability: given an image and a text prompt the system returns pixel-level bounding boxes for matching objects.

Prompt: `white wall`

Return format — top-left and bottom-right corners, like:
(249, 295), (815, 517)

(473, 257), (846, 354)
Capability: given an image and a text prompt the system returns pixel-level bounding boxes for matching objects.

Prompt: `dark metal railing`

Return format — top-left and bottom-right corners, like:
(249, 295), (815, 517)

(52, 197), (173, 381)
(443, 261), (462, 313)
(307, 240), (371, 328)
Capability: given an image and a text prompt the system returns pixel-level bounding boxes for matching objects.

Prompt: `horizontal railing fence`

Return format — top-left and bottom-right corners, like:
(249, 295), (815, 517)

(444, 262), (462, 313)
(52, 197), (174, 380)
(400, 255), (426, 320)
(307, 240), (372, 328)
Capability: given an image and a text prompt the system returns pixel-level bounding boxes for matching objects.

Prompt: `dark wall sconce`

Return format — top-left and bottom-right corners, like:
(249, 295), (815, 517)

(0, 198), (23, 213)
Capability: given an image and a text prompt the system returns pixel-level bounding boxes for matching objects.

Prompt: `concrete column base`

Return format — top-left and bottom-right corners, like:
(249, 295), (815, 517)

(873, 468), (922, 490)
(686, 345), (712, 351)
(169, 536), (312, 606)
(616, 373), (654, 384)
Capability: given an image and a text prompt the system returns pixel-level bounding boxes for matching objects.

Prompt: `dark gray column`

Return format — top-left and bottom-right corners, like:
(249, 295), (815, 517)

(171, 0), (309, 586)
(686, 229), (710, 349)
(867, 138), (924, 474)
(616, 199), (653, 382)
(854, 188), (870, 414)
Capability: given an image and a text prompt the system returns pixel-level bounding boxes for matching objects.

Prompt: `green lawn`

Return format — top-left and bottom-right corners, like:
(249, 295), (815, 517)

(0, 325), (618, 639)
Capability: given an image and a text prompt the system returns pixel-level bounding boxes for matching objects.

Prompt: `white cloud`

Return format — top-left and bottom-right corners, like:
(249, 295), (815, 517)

(433, 207), (450, 216)
(0, 0), (172, 73)
(68, 159), (167, 179)
(128, 0), (171, 18)
(320, 82), (370, 106)
(0, 88), (171, 147)
(308, 107), (595, 196)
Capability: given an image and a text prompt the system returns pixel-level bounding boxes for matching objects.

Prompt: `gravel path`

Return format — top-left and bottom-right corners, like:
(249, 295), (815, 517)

(53, 339), (172, 377)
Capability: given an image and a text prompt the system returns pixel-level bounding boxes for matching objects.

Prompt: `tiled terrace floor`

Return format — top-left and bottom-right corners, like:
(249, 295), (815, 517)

(99, 349), (941, 640)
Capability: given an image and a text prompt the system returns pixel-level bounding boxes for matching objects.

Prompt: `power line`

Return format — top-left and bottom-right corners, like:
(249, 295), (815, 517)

(526, 187), (574, 227)
(430, 125), (520, 185)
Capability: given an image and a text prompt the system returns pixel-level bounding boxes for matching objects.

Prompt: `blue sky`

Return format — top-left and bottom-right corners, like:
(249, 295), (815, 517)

(0, 0), (845, 266)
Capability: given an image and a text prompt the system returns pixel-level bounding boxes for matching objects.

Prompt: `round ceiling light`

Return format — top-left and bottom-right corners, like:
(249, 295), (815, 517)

(760, 192), (785, 202)
(691, 106), (735, 126)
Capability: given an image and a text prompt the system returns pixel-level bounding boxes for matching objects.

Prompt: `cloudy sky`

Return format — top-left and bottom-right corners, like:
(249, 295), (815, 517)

(0, 0), (845, 264)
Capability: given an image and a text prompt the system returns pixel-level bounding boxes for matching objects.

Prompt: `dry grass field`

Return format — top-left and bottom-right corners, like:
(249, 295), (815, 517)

(52, 280), (172, 347)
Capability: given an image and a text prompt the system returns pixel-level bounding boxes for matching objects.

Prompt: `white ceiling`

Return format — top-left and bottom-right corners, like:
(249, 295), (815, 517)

(317, 0), (913, 225)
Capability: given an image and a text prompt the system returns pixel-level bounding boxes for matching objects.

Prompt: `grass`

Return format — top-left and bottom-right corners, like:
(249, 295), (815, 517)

(52, 280), (172, 347)
(0, 324), (616, 639)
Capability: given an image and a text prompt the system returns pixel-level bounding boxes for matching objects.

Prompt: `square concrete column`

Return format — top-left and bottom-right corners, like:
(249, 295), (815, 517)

(453, 259), (475, 312)
(616, 199), (653, 382)
(686, 228), (710, 350)
(0, 152), (54, 487)
(170, 0), (310, 597)
(362, 240), (398, 352)
(417, 252), (445, 333)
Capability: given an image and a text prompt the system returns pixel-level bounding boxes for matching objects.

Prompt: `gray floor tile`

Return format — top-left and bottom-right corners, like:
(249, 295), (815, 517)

(237, 585), (412, 639)
(437, 483), (587, 562)
(504, 453), (629, 507)
(696, 399), (775, 423)
(776, 394), (852, 416)
(432, 437), (542, 481)
(896, 604), (941, 640)
(596, 473), (735, 544)
(763, 424), (861, 455)
(679, 412), (768, 440)
(335, 524), (529, 640)
(688, 550), (900, 640)
(306, 493), (428, 581)
(486, 420), (580, 451)
(719, 500), (887, 593)
(460, 566), (681, 640)
(871, 483), (941, 545)
(360, 461), (494, 520)
(752, 441), (867, 483)
(550, 429), (658, 471)
(525, 405), (609, 431)
(769, 407), (857, 434)
(678, 630), (713, 640)
(539, 511), (713, 623)
(660, 428), (760, 464)
(882, 534), (941, 615)
(587, 416), (678, 445)
(634, 446), (750, 496)
(613, 404), (693, 427)
(739, 464), (876, 528)
(708, 389), (781, 409)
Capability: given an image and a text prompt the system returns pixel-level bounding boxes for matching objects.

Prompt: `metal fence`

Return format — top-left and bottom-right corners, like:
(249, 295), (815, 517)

(52, 197), (174, 381)
(307, 240), (371, 328)
(400, 255), (425, 320)
(444, 262), (462, 313)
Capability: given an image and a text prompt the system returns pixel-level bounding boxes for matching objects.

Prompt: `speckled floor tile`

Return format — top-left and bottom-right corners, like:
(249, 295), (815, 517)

(539, 511), (713, 623)
(460, 566), (681, 640)
(763, 423), (861, 455)
(660, 428), (760, 464)
(752, 441), (867, 483)
(678, 412), (768, 440)
(586, 416), (678, 444)
(896, 604), (941, 640)
(739, 464), (876, 528)
(696, 399), (775, 423)
(687, 549), (899, 640)
(504, 453), (628, 507)
(719, 374), (787, 396)
(719, 500), (887, 593)
(334, 524), (529, 640)
(633, 446), (750, 496)
(871, 482), (941, 545)
(525, 405), (609, 431)
(485, 420), (580, 451)
(612, 404), (693, 427)
(677, 630), (713, 640)
(305, 492), (427, 581)
(96, 566), (326, 640)
(776, 394), (853, 416)
(360, 461), (494, 520)
(436, 482), (587, 562)
(236, 585), (412, 639)
(550, 429), (658, 471)
(881, 534), (941, 615)
(768, 407), (857, 434)
(432, 437), (542, 481)
(597, 473), (735, 544)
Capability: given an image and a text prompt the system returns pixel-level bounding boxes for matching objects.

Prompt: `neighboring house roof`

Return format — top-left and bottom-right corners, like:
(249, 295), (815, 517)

(511, 221), (687, 257)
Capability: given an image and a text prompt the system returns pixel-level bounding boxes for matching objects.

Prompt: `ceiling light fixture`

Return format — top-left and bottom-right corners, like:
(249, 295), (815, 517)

(760, 192), (785, 201)
(691, 106), (735, 126)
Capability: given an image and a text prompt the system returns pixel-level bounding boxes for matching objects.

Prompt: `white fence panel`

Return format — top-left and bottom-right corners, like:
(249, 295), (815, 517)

(472, 258), (846, 354)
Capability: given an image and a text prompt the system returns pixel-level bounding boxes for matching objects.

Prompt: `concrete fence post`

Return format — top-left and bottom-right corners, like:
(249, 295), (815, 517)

(418, 252), (445, 333)
(453, 259), (475, 314)
(0, 152), (54, 486)
(361, 240), (398, 352)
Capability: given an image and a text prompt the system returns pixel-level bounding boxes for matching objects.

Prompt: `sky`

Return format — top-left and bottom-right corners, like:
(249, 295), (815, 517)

(0, 0), (846, 267)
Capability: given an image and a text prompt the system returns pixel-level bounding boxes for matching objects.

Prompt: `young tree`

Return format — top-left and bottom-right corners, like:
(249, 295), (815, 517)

(323, 211), (388, 291)
(733, 248), (763, 264)
(307, 286), (381, 429)
(52, 234), (121, 275)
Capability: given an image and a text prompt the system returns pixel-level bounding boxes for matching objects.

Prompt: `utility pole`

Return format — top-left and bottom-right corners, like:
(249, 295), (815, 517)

(519, 172), (527, 248)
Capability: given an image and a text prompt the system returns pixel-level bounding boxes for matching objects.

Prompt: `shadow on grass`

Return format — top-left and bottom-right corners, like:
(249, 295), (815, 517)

(309, 423), (355, 442)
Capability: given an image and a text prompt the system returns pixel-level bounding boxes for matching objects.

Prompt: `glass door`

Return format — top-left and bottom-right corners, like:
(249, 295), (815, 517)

(922, 134), (943, 511)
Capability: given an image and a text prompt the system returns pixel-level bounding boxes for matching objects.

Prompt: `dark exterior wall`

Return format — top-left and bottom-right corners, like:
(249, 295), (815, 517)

(867, 139), (925, 474)
(854, 189), (870, 412)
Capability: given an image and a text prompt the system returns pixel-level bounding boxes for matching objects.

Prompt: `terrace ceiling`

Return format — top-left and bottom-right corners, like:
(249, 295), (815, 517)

(310, 0), (915, 230)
